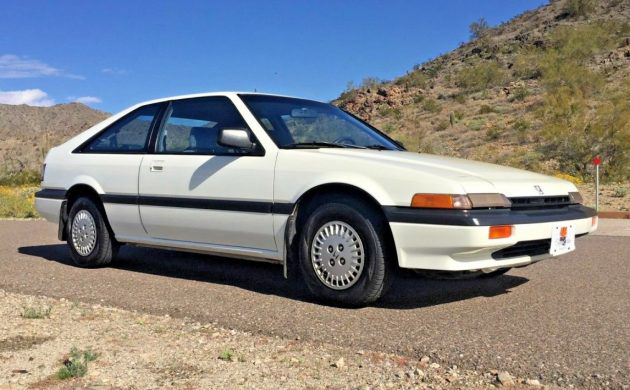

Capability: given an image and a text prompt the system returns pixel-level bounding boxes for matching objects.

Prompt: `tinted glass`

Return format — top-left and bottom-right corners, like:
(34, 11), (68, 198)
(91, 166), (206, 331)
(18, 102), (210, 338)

(241, 95), (400, 150)
(85, 105), (159, 152)
(155, 97), (249, 154)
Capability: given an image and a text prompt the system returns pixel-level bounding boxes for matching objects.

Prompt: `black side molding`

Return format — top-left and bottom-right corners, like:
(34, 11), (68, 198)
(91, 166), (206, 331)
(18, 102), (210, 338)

(34, 188), (66, 200)
(100, 193), (295, 215)
(383, 204), (597, 226)
(36, 188), (295, 215)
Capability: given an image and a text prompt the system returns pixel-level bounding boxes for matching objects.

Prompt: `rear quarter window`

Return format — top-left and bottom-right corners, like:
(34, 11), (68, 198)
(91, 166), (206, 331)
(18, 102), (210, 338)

(82, 104), (160, 153)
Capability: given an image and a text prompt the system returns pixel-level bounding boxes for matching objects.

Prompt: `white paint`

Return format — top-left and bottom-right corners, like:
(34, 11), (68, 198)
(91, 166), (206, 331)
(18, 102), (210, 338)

(37, 92), (594, 271)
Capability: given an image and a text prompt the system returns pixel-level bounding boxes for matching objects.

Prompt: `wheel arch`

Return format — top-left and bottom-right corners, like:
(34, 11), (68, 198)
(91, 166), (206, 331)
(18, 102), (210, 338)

(284, 182), (398, 276)
(61, 183), (116, 242)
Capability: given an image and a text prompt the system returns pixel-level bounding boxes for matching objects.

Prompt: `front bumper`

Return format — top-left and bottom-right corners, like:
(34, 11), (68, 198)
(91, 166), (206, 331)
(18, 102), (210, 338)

(384, 205), (597, 271)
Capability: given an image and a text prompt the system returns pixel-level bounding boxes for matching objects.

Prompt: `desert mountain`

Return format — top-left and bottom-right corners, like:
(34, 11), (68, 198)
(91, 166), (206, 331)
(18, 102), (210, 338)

(0, 103), (109, 173)
(334, 0), (630, 180)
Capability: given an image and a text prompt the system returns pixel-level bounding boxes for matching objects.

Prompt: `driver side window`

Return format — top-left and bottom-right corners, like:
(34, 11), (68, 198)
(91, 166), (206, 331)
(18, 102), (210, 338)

(155, 97), (250, 155)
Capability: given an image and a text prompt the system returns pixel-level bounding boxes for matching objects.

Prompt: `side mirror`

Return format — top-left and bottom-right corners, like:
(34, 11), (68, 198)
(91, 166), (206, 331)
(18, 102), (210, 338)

(218, 128), (254, 150)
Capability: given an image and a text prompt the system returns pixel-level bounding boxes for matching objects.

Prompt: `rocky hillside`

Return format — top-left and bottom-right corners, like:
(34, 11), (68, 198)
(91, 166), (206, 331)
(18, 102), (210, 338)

(334, 0), (630, 181)
(0, 103), (109, 173)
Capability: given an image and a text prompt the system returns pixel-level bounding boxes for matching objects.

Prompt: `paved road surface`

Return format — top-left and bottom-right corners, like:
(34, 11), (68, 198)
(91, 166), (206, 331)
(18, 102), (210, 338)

(1, 220), (628, 387)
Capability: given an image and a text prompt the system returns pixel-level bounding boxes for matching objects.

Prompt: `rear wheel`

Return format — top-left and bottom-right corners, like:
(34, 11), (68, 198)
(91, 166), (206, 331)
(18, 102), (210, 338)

(298, 195), (391, 306)
(67, 197), (117, 267)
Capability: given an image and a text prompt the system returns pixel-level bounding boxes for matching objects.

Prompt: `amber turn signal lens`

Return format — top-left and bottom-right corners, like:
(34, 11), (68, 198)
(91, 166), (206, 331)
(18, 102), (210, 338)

(489, 225), (513, 239)
(411, 194), (472, 209)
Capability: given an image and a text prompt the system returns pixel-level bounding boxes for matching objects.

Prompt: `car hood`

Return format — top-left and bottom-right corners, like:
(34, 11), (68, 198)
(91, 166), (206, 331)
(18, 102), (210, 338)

(318, 149), (575, 197)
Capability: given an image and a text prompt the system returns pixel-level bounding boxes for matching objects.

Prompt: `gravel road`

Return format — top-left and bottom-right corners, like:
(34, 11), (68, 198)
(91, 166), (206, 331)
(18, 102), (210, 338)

(1, 220), (628, 388)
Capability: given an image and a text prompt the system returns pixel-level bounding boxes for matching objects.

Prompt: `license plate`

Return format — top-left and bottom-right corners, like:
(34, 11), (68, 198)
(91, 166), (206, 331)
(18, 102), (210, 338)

(549, 223), (576, 256)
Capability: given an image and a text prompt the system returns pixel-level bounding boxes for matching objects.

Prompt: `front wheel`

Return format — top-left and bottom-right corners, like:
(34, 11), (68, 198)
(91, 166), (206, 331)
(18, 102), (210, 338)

(67, 197), (117, 267)
(298, 195), (391, 306)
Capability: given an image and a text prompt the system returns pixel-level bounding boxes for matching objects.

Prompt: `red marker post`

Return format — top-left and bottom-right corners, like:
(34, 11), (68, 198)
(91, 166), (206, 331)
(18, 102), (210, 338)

(593, 156), (601, 211)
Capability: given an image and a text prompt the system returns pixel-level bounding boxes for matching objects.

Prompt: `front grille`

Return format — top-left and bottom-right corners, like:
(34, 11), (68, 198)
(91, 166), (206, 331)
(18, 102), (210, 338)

(492, 233), (588, 260)
(492, 239), (551, 260)
(509, 196), (571, 210)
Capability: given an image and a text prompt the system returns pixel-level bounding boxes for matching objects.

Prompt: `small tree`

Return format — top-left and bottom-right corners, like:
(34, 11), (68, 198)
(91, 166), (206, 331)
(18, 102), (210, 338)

(470, 18), (490, 40)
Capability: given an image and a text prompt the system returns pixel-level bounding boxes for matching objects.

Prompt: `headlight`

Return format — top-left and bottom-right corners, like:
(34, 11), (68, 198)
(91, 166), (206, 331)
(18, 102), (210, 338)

(467, 193), (511, 208)
(40, 163), (46, 182)
(568, 191), (583, 204)
(410, 193), (510, 209)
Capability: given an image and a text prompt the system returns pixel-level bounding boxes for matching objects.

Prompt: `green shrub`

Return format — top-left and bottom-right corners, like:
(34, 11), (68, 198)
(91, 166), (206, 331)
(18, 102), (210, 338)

(218, 350), (234, 361)
(424, 63), (443, 79)
(513, 119), (531, 132)
(486, 125), (503, 140)
(378, 106), (402, 119)
(513, 119), (532, 143)
(537, 23), (630, 180)
(564, 0), (597, 18)
(510, 86), (530, 102)
(0, 170), (40, 186)
(512, 49), (543, 80)
(435, 120), (449, 131)
(541, 80), (630, 180)
(478, 105), (497, 114)
(501, 150), (543, 171)
(421, 98), (441, 113)
(396, 71), (428, 88)
(456, 61), (507, 93)
(466, 119), (485, 131)
(56, 347), (98, 380)
(21, 306), (51, 319)
(382, 123), (395, 133)
(453, 94), (467, 104)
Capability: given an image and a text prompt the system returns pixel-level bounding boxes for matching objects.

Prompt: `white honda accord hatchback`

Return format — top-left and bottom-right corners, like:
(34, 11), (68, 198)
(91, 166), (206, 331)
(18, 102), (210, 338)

(36, 92), (598, 305)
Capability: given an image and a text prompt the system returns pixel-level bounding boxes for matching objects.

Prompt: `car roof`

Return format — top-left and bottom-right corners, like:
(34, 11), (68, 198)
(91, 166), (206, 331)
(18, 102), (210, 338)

(136, 92), (314, 107)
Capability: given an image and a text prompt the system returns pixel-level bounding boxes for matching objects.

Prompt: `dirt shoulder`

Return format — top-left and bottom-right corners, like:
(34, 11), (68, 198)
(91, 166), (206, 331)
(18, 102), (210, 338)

(0, 290), (548, 389)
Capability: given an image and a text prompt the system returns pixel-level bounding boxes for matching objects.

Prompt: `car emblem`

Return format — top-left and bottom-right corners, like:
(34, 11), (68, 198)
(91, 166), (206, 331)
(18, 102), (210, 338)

(534, 185), (544, 196)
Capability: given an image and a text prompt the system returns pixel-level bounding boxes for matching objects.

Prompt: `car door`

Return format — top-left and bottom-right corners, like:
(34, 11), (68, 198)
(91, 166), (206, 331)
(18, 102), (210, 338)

(73, 103), (164, 239)
(138, 96), (277, 251)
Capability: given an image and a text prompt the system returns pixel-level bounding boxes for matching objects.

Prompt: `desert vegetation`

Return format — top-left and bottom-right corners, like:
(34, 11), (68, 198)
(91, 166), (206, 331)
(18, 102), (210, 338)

(335, 0), (630, 184)
(0, 170), (40, 218)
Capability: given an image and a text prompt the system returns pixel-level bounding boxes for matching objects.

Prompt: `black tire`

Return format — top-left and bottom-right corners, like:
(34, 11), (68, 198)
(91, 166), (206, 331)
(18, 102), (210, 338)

(66, 197), (117, 267)
(298, 194), (392, 306)
(478, 267), (511, 278)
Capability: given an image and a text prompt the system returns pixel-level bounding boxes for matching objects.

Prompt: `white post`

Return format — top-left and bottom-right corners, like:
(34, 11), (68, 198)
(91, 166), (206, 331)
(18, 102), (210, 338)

(595, 164), (599, 212)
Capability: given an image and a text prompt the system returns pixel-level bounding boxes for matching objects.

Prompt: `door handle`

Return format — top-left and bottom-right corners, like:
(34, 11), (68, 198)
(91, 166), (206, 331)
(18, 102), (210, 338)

(149, 161), (164, 172)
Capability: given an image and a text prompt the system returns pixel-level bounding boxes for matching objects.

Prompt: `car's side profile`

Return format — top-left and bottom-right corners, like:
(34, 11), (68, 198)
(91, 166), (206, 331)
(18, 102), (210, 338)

(36, 92), (598, 305)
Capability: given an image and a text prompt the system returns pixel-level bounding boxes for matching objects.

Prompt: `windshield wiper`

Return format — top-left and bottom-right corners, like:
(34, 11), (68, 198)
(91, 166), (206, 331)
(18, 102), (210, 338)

(365, 144), (391, 150)
(283, 142), (365, 149)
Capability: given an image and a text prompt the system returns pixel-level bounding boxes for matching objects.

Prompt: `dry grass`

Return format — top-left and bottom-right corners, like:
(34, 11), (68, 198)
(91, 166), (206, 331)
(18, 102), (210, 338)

(0, 186), (39, 218)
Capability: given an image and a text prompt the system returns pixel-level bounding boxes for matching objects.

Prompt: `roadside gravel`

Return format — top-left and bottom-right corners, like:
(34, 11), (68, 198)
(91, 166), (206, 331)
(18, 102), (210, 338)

(0, 290), (548, 389)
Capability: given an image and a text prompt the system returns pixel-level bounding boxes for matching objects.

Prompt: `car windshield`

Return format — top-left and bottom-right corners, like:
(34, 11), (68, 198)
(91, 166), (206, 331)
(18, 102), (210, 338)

(240, 94), (402, 150)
